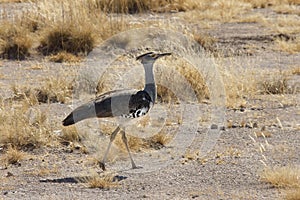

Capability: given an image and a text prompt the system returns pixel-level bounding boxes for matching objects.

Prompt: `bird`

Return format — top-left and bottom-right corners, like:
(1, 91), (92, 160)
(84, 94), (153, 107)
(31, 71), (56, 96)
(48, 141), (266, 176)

(62, 52), (171, 170)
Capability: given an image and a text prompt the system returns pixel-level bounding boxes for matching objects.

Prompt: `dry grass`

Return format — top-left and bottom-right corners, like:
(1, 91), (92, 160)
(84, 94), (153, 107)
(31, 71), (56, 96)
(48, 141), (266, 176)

(38, 24), (95, 56)
(0, 0), (127, 59)
(47, 51), (82, 63)
(218, 58), (258, 108)
(0, 21), (32, 60)
(10, 74), (74, 104)
(181, 0), (252, 23)
(81, 172), (118, 189)
(285, 188), (300, 200)
(267, 15), (300, 34)
(259, 75), (290, 95)
(0, 101), (53, 150)
(272, 4), (300, 15)
(260, 166), (300, 188)
(193, 33), (218, 54)
(291, 66), (300, 75)
(97, 0), (201, 13)
(274, 38), (300, 54)
(0, 146), (26, 165)
(60, 126), (81, 143)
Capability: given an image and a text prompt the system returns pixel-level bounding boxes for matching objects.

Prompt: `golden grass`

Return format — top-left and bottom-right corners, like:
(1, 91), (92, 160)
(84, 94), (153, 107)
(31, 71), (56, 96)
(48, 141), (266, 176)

(285, 188), (300, 200)
(0, 21), (32, 60)
(47, 51), (82, 63)
(38, 24), (95, 56)
(267, 15), (300, 34)
(0, 101), (53, 150)
(260, 166), (300, 188)
(10, 74), (74, 104)
(97, 0), (201, 13)
(60, 126), (81, 143)
(0, 146), (26, 165)
(193, 33), (217, 54)
(81, 172), (118, 189)
(180, 0), (252, 23)
(274, 38), (300, 54)
(259, 75), (290, 95)
(218, 59), (258, 108)
(291, 66), (300, 75)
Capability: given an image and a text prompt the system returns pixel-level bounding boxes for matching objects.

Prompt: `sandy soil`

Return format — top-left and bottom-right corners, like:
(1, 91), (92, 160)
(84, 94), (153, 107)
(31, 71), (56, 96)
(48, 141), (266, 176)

(0, 4), (299, 200)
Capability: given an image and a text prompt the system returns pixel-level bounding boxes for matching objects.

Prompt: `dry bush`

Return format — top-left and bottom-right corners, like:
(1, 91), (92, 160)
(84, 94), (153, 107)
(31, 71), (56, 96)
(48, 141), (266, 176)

(8, 0), (127, 58)
(0, 102), (53, 150)
(0, 146), (26, 165)
(96, 0), (201, 13)
(260, 166), (300, 188)
(39, 24), (95, 56)
(0, 21), (32, 60)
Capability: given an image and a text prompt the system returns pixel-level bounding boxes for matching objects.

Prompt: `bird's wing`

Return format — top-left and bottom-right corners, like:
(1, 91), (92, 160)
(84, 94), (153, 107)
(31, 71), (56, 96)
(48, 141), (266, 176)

(94, 89), (139, 117)
(62, 89), (153, 126)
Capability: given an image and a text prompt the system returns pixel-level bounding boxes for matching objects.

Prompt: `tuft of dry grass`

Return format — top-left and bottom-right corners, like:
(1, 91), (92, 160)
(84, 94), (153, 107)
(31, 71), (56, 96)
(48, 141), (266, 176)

(47, 51), (82, 63)
(60, 126), (81, 143)
(0, 101), (53, 150)
(0, 21), (32, 60)
(285, 188), (300, 200)
(260, 166), (300, 188)
(149, 132), (172, 148)
(97, 0), (201, 14)
(10, 74), (74, 104)
(291, 66), (300, 75)
(274, 38), (300, 54)
(259, 75), (290, 95)
(193, 33), (217, 54)
(81, 173), (118, 189)
(0, 146), (26, 165)
(38, 24), (95, 56)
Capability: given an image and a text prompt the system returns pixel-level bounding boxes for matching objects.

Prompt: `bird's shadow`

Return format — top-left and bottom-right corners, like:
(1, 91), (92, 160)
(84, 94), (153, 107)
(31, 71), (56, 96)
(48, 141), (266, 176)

(39, 174), (127, 184)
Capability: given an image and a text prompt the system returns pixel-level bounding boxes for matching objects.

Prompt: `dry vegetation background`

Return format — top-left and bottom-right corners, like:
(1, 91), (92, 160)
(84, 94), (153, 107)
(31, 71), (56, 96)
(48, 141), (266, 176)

(0, 0), (299, 199)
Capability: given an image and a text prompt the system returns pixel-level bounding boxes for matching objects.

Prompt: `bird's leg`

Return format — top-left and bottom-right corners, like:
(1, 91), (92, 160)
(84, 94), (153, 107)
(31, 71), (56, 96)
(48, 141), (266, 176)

(120, 129), (139, 169)
(100, 126), (120, 170)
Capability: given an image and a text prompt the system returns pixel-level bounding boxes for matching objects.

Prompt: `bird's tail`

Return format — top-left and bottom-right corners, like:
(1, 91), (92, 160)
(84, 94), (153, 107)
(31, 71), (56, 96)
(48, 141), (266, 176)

(62, 102), (97, 126)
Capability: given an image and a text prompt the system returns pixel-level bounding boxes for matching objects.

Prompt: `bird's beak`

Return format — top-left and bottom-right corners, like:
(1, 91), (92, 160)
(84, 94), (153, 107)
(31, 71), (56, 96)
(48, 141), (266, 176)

(158, 52), (171, 58)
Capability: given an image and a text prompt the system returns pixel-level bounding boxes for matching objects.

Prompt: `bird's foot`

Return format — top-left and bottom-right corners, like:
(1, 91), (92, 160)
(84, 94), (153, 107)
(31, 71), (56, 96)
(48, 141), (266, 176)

(99, 161), (106, 171)
(132, 164), (142, 170)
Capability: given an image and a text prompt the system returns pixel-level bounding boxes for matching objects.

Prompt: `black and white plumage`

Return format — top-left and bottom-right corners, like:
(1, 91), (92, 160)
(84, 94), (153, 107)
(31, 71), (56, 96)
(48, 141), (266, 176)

(62, 52), (171, 170)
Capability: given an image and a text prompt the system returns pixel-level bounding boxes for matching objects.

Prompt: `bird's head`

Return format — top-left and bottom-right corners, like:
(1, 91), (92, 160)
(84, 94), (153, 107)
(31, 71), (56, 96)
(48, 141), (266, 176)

(136, 52), (171, 64)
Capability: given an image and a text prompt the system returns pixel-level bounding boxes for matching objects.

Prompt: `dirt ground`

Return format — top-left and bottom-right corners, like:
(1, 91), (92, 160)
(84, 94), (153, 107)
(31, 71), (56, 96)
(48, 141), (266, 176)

(0, 3), (300, 200)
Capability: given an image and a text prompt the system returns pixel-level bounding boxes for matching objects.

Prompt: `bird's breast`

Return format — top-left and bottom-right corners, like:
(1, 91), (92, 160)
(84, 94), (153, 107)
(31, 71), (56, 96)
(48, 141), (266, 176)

(121, 106), (151, 119)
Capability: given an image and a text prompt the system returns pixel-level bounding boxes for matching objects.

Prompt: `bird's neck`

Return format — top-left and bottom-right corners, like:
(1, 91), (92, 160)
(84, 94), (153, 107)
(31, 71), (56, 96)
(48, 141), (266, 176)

(143, 62), (156, 103)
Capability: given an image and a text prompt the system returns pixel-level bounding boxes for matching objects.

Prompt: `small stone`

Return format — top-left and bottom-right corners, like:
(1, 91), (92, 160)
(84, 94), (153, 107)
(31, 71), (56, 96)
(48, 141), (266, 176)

(6, 172), (14, 177)
(210, 124), (218, 129)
